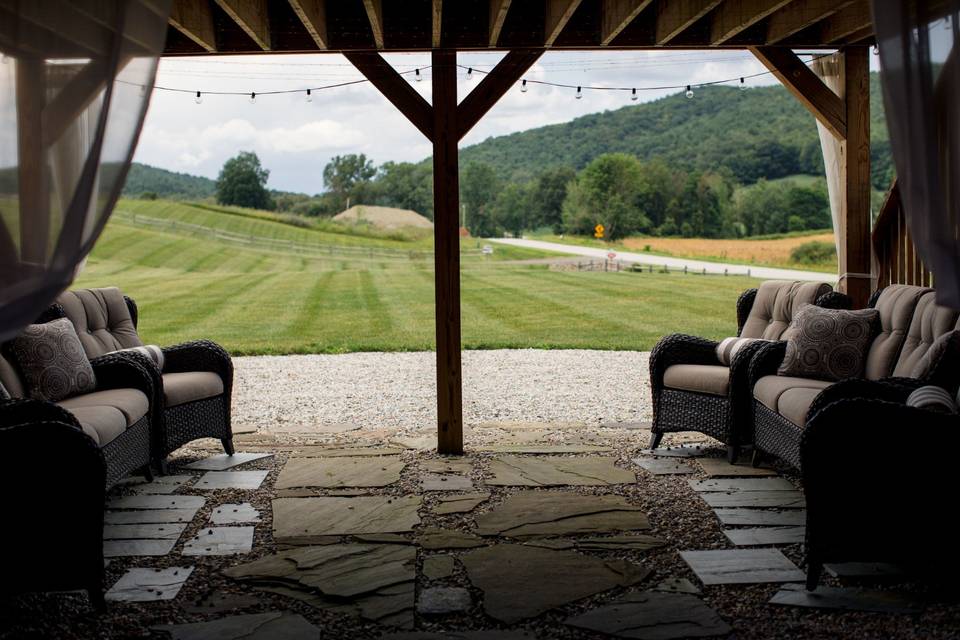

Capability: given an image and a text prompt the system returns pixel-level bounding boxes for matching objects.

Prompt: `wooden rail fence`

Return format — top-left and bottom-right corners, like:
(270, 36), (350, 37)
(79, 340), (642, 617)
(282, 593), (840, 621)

(872, 179), (934, 290)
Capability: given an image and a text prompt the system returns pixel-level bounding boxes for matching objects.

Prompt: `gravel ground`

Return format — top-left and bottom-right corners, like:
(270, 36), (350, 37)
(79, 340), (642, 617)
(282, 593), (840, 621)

(233, 350), (651, 434)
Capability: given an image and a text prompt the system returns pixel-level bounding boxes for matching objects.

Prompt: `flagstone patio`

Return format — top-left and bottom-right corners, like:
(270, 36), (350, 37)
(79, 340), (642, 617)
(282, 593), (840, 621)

(4, 421), (960, 640)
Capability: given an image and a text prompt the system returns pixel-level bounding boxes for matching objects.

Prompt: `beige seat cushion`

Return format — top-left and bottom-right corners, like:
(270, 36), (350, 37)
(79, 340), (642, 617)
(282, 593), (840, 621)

(57, 388), (149, 426)
(663, 364), (729, 396)
(57, 287), (143, 358)
(163, 372), (224, 407)
(864, 284), (931, 380)
(754, 375), (832, 426)
(740, 281), (833, 340)
(892, 291), (960, 377)
(69, 406), (128, 447)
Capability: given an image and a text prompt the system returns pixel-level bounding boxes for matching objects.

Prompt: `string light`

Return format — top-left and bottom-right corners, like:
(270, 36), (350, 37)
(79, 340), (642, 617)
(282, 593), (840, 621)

(466, 67), (473, 80)
(306, 88), (312, 102)
(873, 44), (879, 55)
(739, 77), (746, 91)
(575, 86), (582, 99)
(194, 90), (202, 104)
(631, 88), (637, 101)
(685, 84), (694, 99)
(521, 79), (527, 92)
(415, 68), (422, 81)
(249, 91), (256, 103)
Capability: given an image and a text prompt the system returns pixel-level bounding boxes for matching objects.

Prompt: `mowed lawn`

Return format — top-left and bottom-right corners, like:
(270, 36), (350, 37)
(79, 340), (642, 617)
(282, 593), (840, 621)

(75, 200), (759, 355)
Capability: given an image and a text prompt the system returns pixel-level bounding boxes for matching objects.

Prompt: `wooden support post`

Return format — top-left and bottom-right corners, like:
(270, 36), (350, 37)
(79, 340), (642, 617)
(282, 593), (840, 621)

(431, 50), (463, 454)
(839, 46), (871, 307)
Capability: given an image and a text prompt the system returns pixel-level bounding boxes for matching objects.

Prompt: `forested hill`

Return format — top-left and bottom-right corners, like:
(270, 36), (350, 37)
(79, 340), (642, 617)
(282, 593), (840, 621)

(458, 73), (891, 189)
(123, 163), (217, 199)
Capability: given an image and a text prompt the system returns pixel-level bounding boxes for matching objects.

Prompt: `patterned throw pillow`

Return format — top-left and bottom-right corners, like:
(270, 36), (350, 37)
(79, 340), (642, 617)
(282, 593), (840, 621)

(10, 318), (97, 402)
(778, 305), (879, 382)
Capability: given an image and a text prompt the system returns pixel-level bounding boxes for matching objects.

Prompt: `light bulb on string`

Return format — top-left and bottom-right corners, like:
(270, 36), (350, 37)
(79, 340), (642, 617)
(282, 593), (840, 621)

(306, 88), (312, 102)
(139, 84), (147, 97)
(575, 86), (582, 99)
(521, 79), (527, 92)
(685, 85), (694, 99)
(739, 77), (746, 91)
(631, 88), (637, 101)
(466, 67), (473, 80)
(194, 91), (202, 104)
(873, 44), (879, 55)
(249, 92), (256, 104)
(415, 68), (422, 82)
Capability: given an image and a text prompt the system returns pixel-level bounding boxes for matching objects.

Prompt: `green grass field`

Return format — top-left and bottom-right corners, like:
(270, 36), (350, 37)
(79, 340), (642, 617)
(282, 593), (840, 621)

(73, 199), (760, 355)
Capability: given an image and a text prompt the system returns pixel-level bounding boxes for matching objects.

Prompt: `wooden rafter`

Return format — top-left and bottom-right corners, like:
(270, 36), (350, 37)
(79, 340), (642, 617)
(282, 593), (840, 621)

(489, 0), (512, 47)
(288, 0), (327, 50)
(656, 0), (722, 44)
(213, 0), (271, 50)
(765, 0), (854, 44)
(712, 0), (793, 45)
(749, 46), (846, 139)
(432, 0), (442, 47)
(343, 52), (433, 139)
(601, 0), (653, 45)
(545, 0), (583, 47)
(169, 0), (216, 52)
(362, 0), (385, 49)
(458, 49), (543, 137)
(821, 0), (872, 44)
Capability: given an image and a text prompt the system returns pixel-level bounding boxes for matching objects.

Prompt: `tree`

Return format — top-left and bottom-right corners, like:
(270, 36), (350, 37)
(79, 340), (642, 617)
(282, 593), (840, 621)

(561, 153), (650, 240)
(323, 154), (377, 210)
(216, 151), (272, 210)
(530, 166), (575, 232)
(373, 161), (434, 219)
(491, 182), (533, 237)
(461, 162), (500, 237)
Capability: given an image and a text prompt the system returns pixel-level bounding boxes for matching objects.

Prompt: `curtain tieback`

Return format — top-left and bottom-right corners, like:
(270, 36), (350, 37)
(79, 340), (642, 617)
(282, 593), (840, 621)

(839, 272), (874, 280)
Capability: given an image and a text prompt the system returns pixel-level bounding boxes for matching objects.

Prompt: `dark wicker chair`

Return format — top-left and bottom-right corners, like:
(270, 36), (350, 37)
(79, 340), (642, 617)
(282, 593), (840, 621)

(649, 280), (848, 462)
(748, 284), (949, 470)
(51, 287), (234, 470)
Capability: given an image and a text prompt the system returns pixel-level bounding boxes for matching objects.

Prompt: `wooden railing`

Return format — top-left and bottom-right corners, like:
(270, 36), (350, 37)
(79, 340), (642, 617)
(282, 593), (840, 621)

(872, 178), (934, 290)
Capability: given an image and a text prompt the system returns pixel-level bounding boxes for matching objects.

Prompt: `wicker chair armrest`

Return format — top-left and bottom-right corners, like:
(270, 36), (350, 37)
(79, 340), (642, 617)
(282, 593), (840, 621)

(736, 288), (758, 337)
(162, 339), (233, 384)
(36, 303), (67, 324)
(805, 378), (917, 423)
(815, 290), (852, 310)
(747, 340), (787, 388)
(0, 398), (82, 429)
(90, 353), (156, 400)
(728, 340), (770, 398)
(124, 295), (139, 329)
(649, 334), (721, 388)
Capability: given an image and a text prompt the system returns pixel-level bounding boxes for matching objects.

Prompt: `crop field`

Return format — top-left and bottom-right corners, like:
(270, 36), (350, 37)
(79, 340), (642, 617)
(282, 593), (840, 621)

(73, 199), (760, 355)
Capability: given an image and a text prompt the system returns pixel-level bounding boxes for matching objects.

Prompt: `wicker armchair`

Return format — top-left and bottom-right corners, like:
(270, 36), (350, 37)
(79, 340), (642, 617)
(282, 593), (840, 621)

(649, 280), (847, 462)
(51, 287), (234, 470)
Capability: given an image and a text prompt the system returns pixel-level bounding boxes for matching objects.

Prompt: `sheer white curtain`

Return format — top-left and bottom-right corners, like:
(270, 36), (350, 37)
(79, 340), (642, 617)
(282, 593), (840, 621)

(0, 0), (171, 341)
(872, 0), (960, 307)
(812, 54), (844, 258)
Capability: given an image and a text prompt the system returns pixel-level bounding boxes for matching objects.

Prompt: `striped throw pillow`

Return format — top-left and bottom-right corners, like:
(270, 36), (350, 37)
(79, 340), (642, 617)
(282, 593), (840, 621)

(716, 337), (768, 366)
(110, 345), (165, 372)
(906, 385), (957, 414)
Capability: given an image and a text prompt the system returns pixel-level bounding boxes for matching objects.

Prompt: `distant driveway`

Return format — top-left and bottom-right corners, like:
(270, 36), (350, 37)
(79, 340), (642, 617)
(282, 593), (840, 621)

(488, 238), (838, 283)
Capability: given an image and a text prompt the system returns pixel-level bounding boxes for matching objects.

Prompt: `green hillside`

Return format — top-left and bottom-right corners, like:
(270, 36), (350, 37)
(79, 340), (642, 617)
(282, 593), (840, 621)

(457, 76), (892, 189)
(123, 163), (217, 199)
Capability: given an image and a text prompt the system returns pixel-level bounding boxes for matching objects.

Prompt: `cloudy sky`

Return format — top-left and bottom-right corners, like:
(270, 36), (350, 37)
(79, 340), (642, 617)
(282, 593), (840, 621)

(134, 50), (855, 194)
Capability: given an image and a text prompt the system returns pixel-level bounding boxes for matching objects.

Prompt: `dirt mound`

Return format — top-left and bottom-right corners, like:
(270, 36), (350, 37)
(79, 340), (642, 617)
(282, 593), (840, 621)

(333, 205), (433, 230)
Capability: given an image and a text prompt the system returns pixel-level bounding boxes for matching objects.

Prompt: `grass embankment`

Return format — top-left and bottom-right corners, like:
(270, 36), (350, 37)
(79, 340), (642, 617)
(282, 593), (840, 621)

(75, 199), (758, 355)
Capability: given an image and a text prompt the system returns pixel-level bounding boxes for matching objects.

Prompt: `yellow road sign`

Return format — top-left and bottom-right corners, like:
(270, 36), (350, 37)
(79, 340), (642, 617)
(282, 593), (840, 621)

(594, 224), (604, 239)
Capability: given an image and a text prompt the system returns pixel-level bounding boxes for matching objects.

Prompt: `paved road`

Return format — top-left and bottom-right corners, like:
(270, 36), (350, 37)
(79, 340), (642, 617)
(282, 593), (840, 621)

(488, 238), (837, 283)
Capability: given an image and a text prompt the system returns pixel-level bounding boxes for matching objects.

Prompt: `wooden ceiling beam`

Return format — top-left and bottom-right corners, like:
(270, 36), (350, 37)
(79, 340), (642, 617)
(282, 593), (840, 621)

(711, 0), (793, 45)
(169, 0), (217, 52)
(362, 0), (385, 49)
(656, 0), (722, 44)
(545, 0), (584, 47)
(750, 45), (846, 139)
(288, 0), (327, 49)
(458, 49), (543, 138)
(820, 0), (871, 44)
(213, 0), (271, 50)
(765, 0), (854, 44)
(432, 0), (442, 47)
(344, 52), (433, 139)
(489, 0), (512, 47)
(601, 0), (653, 45)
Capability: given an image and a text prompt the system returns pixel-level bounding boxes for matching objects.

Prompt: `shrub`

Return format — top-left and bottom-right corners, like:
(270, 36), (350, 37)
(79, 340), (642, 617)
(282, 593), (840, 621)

(790, 240), (836, 265)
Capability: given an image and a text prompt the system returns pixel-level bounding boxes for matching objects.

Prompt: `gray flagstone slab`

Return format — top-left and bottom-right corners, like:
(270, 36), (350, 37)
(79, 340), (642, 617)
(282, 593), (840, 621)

(103, 539), (178, 557)
(486, 456), (635, 486)
(211, 503), (261, 524)
(476, 444), (614, 454)
(152, 611), (321, 639)
(475, 491), (649, 538)
(183, 452), (273, 470)
(769, 583), (923, 614)
(434, 492), (490, 515)
(104, 508), (199, 525)
(653, 577), (700, 595)
(273, 496), (422, 542)
(418, 528), (485, 550)
(689, 477), (796, 492)
(107, 495), (205, 511)
(566, 591), (731, 639)
(697, 458), (777, 477)
(196, 470), (270, 490)
(714, 509), (806, 526)
(183, 526), (255, 556)
(292, 445), (404, 458)
(600, 420), (651, 430)
(576, 535), (666, 551)
(105, 566), (194, 602)
(103, 523), (188, 540)
(723, 526), (806, 546)
(638, 445), (722, 458)
(126, 475), (195, 494)
(418, 587), (472, 615)
(681, 548), (804, 585)
(421, 473), (473, 491)
(632, 458), (694, 475)
(824, 562), (905, 580)
(422, 555), (456, 580)
(701, 491), (805, 509)
(276, 456), (404, 489)
(422, 458), (472, 474)
(380, 632), (534, 640)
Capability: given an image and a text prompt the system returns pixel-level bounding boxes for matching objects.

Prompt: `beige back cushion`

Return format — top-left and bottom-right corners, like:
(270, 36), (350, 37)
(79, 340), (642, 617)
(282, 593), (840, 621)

(740, 280), (833, 340)
(864, 284), (931, 380)
(892, 291), (960, 377)
(0, 351), (25, 398)
(56, 287), (143, 358)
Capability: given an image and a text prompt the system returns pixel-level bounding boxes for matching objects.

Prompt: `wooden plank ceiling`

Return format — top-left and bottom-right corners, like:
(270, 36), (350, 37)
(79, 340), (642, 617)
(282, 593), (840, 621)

(164, 0), (876, 55)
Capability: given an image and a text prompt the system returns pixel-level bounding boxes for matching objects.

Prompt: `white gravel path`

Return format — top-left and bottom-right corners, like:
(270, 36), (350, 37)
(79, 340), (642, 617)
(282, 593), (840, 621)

(232, 349), (651, 434)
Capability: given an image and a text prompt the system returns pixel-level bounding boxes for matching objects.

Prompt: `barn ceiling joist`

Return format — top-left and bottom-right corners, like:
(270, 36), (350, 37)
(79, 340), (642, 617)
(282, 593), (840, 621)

(162, 0), (879, 55)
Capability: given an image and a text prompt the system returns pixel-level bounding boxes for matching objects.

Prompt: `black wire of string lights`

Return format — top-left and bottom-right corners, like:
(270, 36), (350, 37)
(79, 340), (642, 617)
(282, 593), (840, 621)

(146, 51), (836, 103)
